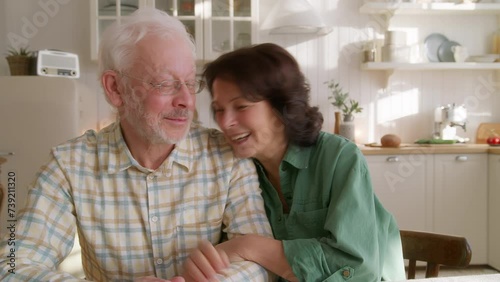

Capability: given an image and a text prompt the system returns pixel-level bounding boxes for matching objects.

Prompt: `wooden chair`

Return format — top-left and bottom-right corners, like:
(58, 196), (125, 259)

(400, 230), (472, 279)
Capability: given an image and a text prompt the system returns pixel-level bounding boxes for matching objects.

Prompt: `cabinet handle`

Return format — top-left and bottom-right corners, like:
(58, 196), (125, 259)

(0, 151), (14, 156)
(386, 156), (400, 162)
(455, 155), (468, 162)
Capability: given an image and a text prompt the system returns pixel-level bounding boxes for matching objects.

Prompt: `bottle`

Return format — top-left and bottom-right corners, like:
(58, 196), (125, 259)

(492, 29), (500, 54)
(363, 42), (376, 63)
(334, 112), (341, 134)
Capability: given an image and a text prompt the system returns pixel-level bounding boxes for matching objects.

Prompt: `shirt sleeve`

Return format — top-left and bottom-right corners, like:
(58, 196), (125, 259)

(214, 261), (276, 282)
(282, 148), (405, 282)
(219, 157), (274, 281)
(0, 153), (84, 281)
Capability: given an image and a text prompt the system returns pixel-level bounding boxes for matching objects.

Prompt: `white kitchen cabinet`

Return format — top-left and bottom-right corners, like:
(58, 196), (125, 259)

(90, 0), (258, 62)
(90, 0), (146, 61)
(365, 154), (433, 231)
(489, 154), (500, 270)
(433, 153), (488, 264)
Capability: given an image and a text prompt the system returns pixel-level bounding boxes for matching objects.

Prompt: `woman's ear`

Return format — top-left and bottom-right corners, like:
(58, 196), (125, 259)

(102, 70), (123, 107)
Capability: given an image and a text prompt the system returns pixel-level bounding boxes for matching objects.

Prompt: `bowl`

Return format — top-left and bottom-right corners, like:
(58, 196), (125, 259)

(469, 54), (499, 63)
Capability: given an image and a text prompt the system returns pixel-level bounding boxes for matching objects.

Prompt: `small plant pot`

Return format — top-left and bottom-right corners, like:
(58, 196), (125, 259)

(6, 56), (32, 76)
(343, 114), (354, 122)
(339, 121), (355, 142)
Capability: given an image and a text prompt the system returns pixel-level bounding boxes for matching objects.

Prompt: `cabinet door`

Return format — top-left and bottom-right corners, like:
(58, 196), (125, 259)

(489, 154), (500, 270)
(203, 0), (257, 61)
(365, 154), (433, 231)
(433, 154), (488, 264)
(90, 0), (147, 61)
(152, 0), (204, 61)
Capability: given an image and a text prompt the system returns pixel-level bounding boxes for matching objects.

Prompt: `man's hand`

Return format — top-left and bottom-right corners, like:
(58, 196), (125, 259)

(183, 240), (232, 282)
(134, 276), (185, 282)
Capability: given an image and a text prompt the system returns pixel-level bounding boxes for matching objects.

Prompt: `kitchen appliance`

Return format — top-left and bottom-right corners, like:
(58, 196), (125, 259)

(0, 76), (97, 229)
(433, 103), (468, 142)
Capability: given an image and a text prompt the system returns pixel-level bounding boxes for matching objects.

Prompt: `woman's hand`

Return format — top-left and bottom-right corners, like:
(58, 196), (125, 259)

(183, 240), (231, 282)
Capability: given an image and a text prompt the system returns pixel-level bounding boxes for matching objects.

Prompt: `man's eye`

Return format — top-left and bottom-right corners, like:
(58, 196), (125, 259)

(237, 105), (249, 110)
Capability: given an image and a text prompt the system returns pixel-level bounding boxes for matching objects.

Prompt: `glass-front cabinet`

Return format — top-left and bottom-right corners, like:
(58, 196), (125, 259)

(90, 0), (145, 61)
(90, 0), (258, 62)
(201, 0), (255, 61)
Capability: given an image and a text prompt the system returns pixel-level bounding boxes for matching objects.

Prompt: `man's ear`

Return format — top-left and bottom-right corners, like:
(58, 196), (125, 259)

(102, 70), (123, 107)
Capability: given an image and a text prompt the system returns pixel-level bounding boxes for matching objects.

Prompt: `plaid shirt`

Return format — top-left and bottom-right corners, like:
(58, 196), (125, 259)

(0, 122), (273, 281)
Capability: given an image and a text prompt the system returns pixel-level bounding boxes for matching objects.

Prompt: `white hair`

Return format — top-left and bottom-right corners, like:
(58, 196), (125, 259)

(98, 7), (196, 76)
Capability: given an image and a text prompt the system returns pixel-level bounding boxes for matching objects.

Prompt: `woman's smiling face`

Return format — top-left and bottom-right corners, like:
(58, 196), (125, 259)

(211, 78), (286, 160)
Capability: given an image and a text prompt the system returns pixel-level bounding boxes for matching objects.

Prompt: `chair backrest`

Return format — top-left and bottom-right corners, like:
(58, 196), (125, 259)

(400, 230), (472, 279)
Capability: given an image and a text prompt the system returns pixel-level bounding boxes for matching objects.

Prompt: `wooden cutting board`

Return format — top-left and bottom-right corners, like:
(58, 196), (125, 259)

(476, 123), (500, 143)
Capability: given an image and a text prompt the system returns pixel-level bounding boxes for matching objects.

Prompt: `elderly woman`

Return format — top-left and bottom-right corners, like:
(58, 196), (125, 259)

(184, 43), (405, 282)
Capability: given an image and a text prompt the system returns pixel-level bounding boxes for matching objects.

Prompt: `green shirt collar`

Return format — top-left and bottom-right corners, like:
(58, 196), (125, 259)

(281, 143), (312, 170)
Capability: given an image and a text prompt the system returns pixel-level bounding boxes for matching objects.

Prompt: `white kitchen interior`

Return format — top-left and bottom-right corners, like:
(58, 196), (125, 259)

(1, 0), (500, 277)
(1, 0), (499, 141)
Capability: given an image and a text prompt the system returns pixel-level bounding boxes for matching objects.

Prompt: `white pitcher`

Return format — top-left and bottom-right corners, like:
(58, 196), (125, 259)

(452, 46), (468, 63)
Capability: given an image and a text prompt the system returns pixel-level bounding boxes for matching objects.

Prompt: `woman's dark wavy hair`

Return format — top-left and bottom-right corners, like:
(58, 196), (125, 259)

(203, 43), (323, 147)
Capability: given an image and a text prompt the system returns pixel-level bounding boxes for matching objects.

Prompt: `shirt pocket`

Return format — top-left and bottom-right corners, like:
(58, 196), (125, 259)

(290, 208), (329, 238)
(174, 219), (223, 265)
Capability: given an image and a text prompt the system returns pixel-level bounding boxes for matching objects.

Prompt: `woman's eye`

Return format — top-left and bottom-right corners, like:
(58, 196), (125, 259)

(213, 108), (223, 113)
(237, 105), (249, 110)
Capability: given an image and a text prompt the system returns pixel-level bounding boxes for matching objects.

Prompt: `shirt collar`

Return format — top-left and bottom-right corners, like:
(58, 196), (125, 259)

(103, 122), (194, 174)
(281, 143), (312, 170)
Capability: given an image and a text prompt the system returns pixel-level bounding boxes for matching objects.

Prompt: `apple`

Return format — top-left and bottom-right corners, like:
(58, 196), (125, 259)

(487, 136), (500, 145)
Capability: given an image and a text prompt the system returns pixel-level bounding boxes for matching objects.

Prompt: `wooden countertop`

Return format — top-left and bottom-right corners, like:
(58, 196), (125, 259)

(360, 143), (500, 155)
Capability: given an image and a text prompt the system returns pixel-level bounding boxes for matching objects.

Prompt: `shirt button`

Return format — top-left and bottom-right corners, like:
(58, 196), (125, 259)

(148, 174), (155, 180)
(342, 269), (350, 278)
(278, 216), (282, 221)
(151, 216), (158, 222)
(156, 258), (163, 265)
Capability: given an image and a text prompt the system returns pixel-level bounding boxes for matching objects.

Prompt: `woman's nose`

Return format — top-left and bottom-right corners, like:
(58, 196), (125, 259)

(219, 111), (237, 130)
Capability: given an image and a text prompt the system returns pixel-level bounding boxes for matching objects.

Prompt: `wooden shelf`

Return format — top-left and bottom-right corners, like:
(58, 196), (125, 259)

(359, 2), (500, 15)
(361, 62), (500, 71)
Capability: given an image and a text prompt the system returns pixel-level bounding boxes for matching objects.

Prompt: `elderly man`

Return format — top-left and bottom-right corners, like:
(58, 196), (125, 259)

(0, 8), (272, 282)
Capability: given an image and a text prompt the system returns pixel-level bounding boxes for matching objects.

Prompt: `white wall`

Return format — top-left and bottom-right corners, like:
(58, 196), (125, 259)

(2, 0), (500, 144)
(0, 0), (7, 75)
(1, 0), (110, 129)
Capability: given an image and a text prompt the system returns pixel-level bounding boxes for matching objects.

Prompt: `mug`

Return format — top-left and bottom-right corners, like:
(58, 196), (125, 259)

(452, 46), (468, 63)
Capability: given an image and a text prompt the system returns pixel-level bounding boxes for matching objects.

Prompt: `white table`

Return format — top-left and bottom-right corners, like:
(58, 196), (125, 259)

(397, 274), (500, 281)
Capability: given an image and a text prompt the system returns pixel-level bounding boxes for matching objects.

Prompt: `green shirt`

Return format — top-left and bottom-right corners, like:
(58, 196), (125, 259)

(254, 132), (405, 282)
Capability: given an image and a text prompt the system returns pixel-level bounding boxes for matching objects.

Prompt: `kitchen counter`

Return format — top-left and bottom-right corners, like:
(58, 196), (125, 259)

(360, 143), (500, 155)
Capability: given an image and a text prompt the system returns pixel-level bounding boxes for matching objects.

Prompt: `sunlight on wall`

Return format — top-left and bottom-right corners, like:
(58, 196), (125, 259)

(376, 88), (420, 124)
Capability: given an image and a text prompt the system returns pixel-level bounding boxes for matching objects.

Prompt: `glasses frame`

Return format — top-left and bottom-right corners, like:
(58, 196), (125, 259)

(118, 72), (205, 96)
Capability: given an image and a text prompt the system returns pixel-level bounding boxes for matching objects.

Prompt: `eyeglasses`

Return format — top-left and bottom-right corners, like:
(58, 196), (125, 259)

(119, 72), (205, 96)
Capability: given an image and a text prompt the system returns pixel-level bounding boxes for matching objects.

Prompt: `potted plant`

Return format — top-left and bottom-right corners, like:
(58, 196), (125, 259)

(5, 46), (35, 76)
(325, 79), (363, 121)
(324, 79), (363, 140)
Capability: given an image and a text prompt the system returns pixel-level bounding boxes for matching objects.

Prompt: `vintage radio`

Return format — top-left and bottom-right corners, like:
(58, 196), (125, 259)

(36, 50), (80, 78)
